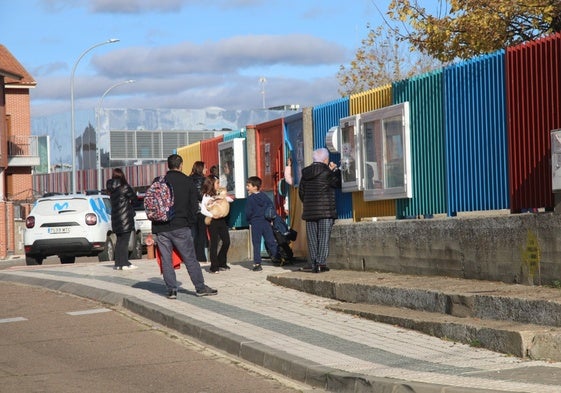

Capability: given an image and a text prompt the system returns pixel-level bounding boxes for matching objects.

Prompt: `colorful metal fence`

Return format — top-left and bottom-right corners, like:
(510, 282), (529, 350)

(507, 33), (561, 212)
(444, 50), (509, 215)
(32, 33), (561, 223)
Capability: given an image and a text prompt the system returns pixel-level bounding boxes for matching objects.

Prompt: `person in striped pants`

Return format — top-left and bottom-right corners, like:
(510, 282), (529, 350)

(298, 148), (341, 273)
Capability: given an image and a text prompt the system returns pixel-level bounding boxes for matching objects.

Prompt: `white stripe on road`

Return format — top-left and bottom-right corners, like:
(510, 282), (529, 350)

(66, 308), (112, 316)
(0, 317), (27, 323)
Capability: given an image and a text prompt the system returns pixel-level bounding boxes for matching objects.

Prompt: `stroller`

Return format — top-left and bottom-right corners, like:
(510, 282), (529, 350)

(267, 214), (297, 265)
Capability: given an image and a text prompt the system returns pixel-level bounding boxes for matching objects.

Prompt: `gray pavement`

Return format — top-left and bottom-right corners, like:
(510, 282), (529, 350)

(2, 258), (561, 393)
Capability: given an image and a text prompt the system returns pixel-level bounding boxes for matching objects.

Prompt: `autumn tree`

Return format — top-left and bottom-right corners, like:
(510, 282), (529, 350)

(337, 25), (440, 96)
(388, 0), (561, 62)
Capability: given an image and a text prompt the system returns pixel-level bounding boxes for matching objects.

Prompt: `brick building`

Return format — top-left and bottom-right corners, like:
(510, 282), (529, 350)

(0, 45), (38, 258)
(0, 44), (38, 202)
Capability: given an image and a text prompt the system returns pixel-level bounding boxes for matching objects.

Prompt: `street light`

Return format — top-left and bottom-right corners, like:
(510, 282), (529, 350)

(70, 38), (119, 194)
(96, 79), (135, 190)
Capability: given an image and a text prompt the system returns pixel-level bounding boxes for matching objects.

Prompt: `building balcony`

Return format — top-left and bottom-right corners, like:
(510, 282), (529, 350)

(8, 135), (40, 167)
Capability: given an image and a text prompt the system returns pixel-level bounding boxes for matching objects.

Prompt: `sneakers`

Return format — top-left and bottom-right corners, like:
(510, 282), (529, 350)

(113, 266), (122, 270)
(196, 285), (218, 297)
(121, 264), (138, 270)
(167, 289), (177, 299)
(252, 264), (263, 271)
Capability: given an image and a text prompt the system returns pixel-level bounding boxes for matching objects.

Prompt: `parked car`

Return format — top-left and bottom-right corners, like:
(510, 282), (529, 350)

(24, 194), (142, 265)
(133, 193), (151, 253)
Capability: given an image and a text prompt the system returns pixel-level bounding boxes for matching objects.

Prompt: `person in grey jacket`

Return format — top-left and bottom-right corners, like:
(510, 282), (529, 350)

(106, 168), (137, 270)
(298, 148), (341, 273)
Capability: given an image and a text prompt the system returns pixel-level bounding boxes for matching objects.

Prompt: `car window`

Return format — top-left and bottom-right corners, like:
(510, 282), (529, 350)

(33, 198), (92, 215)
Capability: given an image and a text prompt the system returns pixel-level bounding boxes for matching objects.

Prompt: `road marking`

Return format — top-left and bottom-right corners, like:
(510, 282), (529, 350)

(66, 308), (112, 316)
(0, 317), (27, 323)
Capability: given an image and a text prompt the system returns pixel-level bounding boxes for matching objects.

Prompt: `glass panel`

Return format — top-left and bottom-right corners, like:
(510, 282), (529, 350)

(219, 146), (235, 192)
(383, 116), (404, 189)
(363, 120), (384, 190)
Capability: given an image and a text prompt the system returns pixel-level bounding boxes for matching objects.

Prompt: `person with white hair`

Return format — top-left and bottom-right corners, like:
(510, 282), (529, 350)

(298, 147), (341, 273)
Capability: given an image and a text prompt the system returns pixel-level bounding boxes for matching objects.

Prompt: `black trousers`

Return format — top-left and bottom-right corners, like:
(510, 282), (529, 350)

(191, 213), (208, 262)
(114, 231), (132, 267)
(208, 217), (230, 272)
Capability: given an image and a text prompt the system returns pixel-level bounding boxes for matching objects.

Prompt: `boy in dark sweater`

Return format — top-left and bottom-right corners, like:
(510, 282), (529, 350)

(244, 176), (280, 271)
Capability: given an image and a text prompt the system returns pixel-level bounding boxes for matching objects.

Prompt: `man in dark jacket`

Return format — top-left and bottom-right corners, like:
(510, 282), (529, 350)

(152, 154), (217, 298)
(298, 148), (341, 273)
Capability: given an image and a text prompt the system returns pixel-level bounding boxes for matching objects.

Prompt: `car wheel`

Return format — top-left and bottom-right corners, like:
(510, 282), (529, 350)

(60, 256), (76, 264)
(25, 255), (43, 265)
(98, 236), (114, 262)
(130, 233), (143, 260)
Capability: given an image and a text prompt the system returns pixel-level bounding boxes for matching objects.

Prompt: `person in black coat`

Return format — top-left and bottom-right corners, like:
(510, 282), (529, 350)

(298, 148), (341, 273)
(106, 168), (137, 270)
(190, 161), (208, 262)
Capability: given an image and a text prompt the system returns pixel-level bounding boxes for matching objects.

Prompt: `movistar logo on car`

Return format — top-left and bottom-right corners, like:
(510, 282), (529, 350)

(53, 202), (69, 211)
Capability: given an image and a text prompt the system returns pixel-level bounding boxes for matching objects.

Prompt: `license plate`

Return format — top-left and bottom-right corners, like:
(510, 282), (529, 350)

(48, 227), (70, 234)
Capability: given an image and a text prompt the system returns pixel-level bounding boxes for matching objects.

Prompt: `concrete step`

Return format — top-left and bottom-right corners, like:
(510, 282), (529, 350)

(267, 269), (561, 361)
(327, 302), (561, 360)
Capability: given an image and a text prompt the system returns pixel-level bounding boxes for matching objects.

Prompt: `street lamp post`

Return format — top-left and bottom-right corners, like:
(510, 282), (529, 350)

(70, 38), (119, 194)
(96, 79), (135, 190)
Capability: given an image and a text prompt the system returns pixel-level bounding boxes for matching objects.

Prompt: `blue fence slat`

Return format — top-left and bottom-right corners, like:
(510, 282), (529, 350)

(444, 50), (509, 216)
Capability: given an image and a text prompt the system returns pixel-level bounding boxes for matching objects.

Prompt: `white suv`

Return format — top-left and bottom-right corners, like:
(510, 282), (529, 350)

(133, 193), (151, 252)
(24, 194), (142, 265)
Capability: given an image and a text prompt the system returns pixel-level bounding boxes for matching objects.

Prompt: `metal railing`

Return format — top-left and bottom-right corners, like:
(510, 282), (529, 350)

(8, 135), (39, 157)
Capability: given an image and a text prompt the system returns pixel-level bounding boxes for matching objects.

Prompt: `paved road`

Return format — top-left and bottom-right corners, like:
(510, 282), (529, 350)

(4, 257), (561, 392)
(0, 280), (319, 393)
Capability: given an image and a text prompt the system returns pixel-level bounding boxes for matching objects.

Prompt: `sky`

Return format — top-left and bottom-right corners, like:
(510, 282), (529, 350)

(2, 0), (410, 119)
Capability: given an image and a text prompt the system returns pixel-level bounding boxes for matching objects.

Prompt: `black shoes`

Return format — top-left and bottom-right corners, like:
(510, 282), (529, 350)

(196, 285), (218, 296)
(167, 289), (177, 299)
(219, 265), (230, 271)
(252, 264), (263, 271)
(312, 264), (330, 273)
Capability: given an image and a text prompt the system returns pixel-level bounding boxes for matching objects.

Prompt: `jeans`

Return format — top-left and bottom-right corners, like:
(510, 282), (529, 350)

(155, 227), (206, 292)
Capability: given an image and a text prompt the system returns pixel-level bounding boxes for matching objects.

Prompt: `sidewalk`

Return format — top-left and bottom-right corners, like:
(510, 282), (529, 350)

(2, 259), (561, 393)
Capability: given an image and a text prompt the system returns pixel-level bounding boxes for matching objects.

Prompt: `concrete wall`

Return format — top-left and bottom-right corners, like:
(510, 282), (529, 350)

(329, 212), (561, 286)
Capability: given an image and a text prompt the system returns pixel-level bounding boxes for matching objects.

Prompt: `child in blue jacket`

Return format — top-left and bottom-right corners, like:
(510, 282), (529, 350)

(245, 176), (280, 271)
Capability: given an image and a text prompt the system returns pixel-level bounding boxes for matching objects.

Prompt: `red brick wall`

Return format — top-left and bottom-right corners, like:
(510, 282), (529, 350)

(5, 89), (30, 137)
(6, 88), (33, 202)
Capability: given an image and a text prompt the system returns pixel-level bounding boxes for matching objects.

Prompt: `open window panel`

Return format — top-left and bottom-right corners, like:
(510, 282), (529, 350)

(339, 115), (363, 192)
(218, 138), (247, 199)
(551, 129), (561, 192)
(361, 102), (412, 201)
